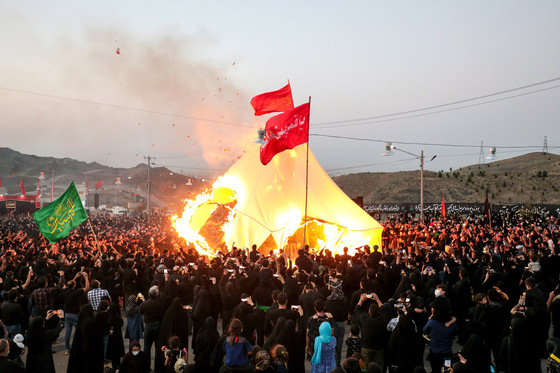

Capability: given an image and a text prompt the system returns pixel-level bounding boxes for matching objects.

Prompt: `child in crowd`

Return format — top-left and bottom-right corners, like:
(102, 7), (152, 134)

(346, 324), (361, 358)
(271, 344), (289, 373)
(164, 336), (187, 373)
(222, 318), (253, 373)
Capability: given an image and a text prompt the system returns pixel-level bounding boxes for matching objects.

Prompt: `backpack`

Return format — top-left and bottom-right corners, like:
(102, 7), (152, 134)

(174, 349), (187, 373)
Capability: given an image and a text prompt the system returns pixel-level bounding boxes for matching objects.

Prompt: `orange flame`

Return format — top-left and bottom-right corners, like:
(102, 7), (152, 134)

(172, 175), (373, 257)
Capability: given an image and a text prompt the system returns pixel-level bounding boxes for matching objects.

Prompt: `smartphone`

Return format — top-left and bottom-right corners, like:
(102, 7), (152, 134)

(444, 359), (451, 368)
(228, 269), (234, 273)
(273, 274), (279, 277)
(291, 305), (299, 310)
(366, 294), (373, 299)
(241, 298), (248, 302)
(164, 269), (168, 275)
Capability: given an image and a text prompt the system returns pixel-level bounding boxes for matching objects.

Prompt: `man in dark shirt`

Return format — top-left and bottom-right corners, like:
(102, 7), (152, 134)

(295, 249), (313, 274)
(61, 271), (89, 354)
(249, 244), (260, 263)
(353, 293), (388, 368)
(265, 292), (301, 335)
(299, 283), (324, 332)
(31, 271), (65, 317)
(1, 290), (24, 339)
(232, 294), (265, 346)
(140, 285), (169, 372)
(306, 298), (335, 357)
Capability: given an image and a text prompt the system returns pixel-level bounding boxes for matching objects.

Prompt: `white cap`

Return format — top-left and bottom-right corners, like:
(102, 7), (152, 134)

(13, 334), (24, 348)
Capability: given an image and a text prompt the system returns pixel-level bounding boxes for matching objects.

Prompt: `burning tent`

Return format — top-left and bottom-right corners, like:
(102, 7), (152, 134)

(172, 143), (382, 256)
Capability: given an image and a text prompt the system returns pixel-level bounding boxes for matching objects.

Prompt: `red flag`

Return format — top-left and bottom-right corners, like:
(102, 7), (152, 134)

(250, 83), (294, 116)
(260, 102), (310, 165)
(86, 178), (90, 193)
(441, 194), (446, 218)
(20, 180), (25, 195)
(95, 179), (103, 189)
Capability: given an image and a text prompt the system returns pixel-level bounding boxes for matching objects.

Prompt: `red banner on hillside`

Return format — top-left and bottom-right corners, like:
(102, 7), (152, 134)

(260, 103), (310, 165)
(20, 180), (25, 196)
(250, 83), (294, 116)
(441, 194), (446, 218)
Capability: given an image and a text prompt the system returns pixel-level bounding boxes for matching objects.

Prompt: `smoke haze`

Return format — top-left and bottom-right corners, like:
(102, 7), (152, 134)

(0, 11), (255, 175)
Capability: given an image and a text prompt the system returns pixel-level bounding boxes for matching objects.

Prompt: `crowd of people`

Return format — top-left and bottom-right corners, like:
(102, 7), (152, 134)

(0, 210), (560, 373)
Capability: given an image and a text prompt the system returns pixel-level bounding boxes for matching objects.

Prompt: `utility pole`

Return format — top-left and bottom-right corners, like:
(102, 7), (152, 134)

(143, 156), (155, 215)
(420, 150), (424, 222)
(478, 140), (485, 164)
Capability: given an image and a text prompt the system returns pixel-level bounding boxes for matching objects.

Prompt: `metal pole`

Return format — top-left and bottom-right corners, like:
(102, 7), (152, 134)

(302, 97), (311, 248)
(420, 150), (424, 222)
(147, 156), (151, 215)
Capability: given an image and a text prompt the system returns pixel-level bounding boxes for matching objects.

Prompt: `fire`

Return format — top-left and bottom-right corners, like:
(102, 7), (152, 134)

(172, 175), (243, 257)
(172, 174), (374, 258)
(171, 188), (219, 257)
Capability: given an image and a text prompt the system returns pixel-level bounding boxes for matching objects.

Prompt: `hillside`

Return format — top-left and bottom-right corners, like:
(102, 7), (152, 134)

(333, 152), (560, 205)
(0, 148), (205, 212)
(2, 148), (560, 212)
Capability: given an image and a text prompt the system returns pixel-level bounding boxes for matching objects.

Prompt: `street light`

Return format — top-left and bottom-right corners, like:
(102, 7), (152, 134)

(255, 129), (267, 144)
(382, 143), (436, 221)
(486, 147), (497, 161)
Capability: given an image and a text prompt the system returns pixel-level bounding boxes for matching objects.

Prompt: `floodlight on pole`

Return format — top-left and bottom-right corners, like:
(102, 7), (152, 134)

(486, 147), (497, 161)
(382, 142), (395, 156)
(255, 129), (267, 144)
(382, 144), (434, 222)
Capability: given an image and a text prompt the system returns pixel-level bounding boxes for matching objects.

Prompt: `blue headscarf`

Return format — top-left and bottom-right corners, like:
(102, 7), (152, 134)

(311, 321), (332, 364)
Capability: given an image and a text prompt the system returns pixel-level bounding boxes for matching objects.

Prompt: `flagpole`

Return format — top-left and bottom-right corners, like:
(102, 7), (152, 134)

(87, 218), (101, 255)
(302, 96), (311, 249)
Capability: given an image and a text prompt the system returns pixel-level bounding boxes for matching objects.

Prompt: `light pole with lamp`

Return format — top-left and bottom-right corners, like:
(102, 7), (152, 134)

(382, 142), (436, 222)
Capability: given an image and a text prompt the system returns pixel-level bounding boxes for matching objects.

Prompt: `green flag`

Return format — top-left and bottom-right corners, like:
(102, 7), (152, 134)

(33, 182), (88, 243)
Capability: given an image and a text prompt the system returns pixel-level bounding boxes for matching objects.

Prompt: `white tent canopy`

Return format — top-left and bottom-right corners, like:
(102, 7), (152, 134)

(214, 143), (383, 251)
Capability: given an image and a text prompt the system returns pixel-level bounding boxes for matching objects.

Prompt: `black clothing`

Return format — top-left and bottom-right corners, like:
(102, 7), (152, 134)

(140, 295), (169, 324)
(265, 308), (298, 335)
(67, 304), (104, 373)
(0, 356), (25, 373)
(0, 300), (24, 326)
(61, 287), (87, 315)
(158, 298), (190, 350)
(121, 351), (150, 373)
(26, 315), (63, 373)
(194, 317), (220, 372)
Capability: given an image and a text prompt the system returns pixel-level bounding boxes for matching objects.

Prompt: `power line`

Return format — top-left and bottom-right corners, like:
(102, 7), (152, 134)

(310, 134), (560, 150)
(313, 76), (560, 127)
(325, 157), (418, 173)
(0, 86), (253, 129)
(2, 76), (560, 132)
(314, 84), (560, 129)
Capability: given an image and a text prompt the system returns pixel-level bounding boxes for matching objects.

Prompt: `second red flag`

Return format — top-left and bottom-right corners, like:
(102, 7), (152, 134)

(260, 103), (310, 165)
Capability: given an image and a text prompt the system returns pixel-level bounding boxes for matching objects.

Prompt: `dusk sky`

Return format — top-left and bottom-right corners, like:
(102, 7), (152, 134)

(1, 2), (559, 177)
